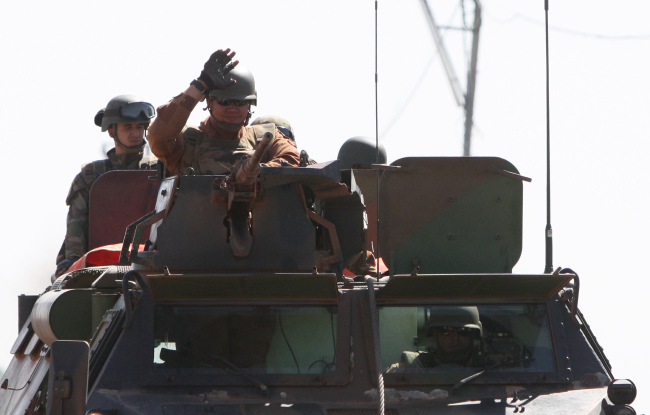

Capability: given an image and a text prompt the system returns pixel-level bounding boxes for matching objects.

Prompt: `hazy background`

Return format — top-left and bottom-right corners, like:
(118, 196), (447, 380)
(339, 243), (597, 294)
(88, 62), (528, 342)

(1, 0), (648, 411)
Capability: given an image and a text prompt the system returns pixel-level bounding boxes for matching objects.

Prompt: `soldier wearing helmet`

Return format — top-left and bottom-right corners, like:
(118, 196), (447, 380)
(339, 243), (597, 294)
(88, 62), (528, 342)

(147, 49), (300, 176)
(423, 306), (483, 367)
(98, 95), (157, 153)
(337, 136), (387, 170)
(54, 95), (158, 278)
(250, 115), (318, 166)
(388, 306), (484, 371)
(251, 115), (296, 145)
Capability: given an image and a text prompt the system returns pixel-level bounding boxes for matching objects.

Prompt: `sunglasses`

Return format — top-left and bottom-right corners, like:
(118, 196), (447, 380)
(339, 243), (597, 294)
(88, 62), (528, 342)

(437, 326), (473, 337)
(215, 98), (251, 107)
(121, 102), (156, 119)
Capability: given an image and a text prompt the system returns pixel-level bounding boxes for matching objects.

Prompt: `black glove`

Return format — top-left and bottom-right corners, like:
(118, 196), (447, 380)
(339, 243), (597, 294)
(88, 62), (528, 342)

(55, 255), (80, 278)
(198, 49), (238, 92)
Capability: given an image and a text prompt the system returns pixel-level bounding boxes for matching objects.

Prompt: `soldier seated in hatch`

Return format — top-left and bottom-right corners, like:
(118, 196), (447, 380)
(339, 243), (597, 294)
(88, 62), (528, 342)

(147, 49), (300, 176)
(388, 306), (485, 372)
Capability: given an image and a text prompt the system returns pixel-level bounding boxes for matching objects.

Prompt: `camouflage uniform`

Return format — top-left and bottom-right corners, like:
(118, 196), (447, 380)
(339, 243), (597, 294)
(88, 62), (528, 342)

(57, 149), (157, 263)
(251, 115), (318, 166)
(147, 93), (300, 176)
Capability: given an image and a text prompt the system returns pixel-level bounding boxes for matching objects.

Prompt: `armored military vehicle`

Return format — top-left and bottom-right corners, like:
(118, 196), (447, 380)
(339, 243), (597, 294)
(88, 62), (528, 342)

(0, 143), (639, 414)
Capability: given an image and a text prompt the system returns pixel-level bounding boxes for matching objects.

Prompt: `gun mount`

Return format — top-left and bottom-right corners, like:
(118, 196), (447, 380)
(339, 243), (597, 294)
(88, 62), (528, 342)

(0, 156), (637, 414)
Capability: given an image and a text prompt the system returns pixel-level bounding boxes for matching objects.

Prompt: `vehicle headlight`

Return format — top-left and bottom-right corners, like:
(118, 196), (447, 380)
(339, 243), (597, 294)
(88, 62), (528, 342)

(608, 379), (637, 405)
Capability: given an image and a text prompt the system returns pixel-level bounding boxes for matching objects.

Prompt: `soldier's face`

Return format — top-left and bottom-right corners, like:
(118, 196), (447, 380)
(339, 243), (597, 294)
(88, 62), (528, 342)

(112, 123), (146, 154)
(209, 98), (250, 125)
(435, 327), (473, 354)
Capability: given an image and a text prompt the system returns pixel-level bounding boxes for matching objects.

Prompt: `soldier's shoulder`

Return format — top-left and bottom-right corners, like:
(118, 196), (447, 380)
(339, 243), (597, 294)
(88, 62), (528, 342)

(249, 123), (276, 141)
(76, 159), (109, 187)
(140, 154), (159, 169)
(66, 159), (104, 203)
(386, 351), (428, 373)
(402, 351), (426, 366)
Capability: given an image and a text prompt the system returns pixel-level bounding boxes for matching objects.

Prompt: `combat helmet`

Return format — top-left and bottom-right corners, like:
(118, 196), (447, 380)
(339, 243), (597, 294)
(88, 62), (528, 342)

(95, 94), (156, 132)
(425, 306), (483, 336)
(208, 64), (257, 104)
(251, 115), (294, 141)
(337, 136), (387, 169)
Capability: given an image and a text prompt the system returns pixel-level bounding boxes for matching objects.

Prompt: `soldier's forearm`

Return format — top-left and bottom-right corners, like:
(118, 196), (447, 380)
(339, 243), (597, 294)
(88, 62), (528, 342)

(261, 132), (301, 167)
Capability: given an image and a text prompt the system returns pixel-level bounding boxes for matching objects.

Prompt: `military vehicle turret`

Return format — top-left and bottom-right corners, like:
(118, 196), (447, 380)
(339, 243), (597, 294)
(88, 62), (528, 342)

(0, 148), (639, 414)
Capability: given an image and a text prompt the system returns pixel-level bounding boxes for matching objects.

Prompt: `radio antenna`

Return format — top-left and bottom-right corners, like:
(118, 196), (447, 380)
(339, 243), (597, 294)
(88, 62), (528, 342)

(543, 0), (553, 273)
(371, 6), (386, 415)
(374, 0), (382, 267)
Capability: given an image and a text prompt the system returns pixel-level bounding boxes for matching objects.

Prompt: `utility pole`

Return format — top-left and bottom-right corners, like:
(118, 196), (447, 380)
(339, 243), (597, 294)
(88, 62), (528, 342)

(463, 0), (481, 157)
(419, 0), (482, 156)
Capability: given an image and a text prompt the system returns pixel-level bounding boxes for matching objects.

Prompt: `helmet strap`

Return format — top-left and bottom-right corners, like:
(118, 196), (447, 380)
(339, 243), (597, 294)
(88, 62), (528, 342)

(114, 138), (146, 153)
(246, 108), (254, 125)
(209, 117), (245, 133)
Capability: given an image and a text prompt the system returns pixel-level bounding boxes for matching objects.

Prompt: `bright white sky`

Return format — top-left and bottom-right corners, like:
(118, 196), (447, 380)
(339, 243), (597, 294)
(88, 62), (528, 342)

(1, 0), (649, 411)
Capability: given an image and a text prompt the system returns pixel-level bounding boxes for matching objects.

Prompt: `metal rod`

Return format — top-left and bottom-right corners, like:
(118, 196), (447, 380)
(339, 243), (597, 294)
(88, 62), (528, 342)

(375, 0), (381, 266)
(544, 0), (554, 273)
(366, 277), (385, 415)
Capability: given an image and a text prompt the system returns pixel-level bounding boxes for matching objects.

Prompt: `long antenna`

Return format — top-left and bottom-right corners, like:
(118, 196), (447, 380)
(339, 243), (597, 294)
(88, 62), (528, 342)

(544, 0), (553, 273)
(374, 0), (382, 266)
(372, 6), (386, 415)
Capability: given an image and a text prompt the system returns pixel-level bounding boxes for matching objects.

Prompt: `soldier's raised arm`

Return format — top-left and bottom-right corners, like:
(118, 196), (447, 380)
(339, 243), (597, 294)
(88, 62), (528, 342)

(147, 49), (298, 176)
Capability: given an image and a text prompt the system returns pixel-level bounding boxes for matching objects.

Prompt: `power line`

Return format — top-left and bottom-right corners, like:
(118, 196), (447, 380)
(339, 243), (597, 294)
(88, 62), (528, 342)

(379, 53), (437, 140)
(381, 1), (476, 141)
(487, 10), (650, 40)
